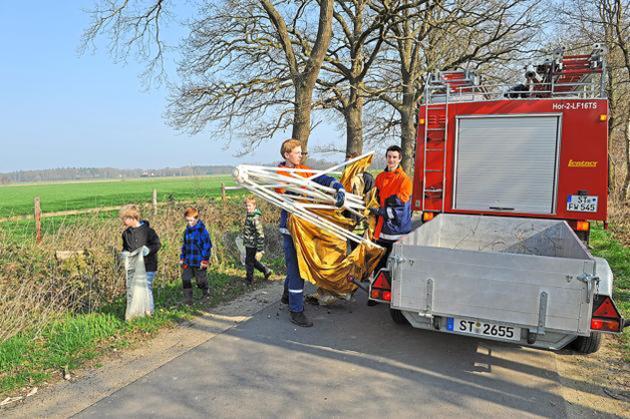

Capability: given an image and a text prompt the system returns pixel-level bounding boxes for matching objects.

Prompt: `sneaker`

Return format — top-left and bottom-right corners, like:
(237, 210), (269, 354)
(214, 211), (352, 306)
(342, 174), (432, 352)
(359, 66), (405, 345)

(264, 269), (273, 281)
(290, 311), (313, 327)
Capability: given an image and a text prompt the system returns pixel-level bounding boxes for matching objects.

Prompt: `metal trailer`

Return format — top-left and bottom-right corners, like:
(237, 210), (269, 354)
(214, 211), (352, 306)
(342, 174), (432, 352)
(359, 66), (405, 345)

(376, 214), (622, 353)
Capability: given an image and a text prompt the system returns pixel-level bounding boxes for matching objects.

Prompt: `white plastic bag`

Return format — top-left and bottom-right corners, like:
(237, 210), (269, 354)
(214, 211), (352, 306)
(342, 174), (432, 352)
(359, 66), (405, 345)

(121, 248), (152, 321)
(235, 235), (247, 266)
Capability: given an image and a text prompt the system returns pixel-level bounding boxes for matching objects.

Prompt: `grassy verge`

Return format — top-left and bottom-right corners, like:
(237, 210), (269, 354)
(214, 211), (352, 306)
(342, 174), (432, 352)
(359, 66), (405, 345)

(0, 268), (260, 396)
(590, 223), (629, 360)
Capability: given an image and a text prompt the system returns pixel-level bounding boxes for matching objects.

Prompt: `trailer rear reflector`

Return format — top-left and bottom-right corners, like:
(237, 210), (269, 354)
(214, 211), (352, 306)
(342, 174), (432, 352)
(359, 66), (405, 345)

(370, 270), (392, 302)
(591, 296), (622, 333)
(372, 270), (391, 290)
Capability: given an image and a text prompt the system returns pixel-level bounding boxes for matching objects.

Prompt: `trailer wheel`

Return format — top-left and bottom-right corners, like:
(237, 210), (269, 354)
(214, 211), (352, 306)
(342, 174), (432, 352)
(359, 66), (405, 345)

(390, 308), (409, 325)
(571, 332), (602, 354)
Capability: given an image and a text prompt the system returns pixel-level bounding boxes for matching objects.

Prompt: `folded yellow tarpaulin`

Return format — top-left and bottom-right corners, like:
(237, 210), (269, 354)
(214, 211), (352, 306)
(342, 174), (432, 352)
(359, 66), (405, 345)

(287, 155), (385, 296)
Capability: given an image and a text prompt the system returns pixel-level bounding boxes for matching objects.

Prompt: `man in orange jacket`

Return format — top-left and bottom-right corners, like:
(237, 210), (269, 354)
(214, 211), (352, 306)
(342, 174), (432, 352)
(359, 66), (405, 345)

(369, 145), (413, 281)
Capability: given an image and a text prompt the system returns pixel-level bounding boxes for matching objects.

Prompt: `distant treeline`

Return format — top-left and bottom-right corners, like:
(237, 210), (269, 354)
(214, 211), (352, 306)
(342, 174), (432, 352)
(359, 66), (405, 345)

(0, 165), (235, 185)
(0, 155), (386, 185)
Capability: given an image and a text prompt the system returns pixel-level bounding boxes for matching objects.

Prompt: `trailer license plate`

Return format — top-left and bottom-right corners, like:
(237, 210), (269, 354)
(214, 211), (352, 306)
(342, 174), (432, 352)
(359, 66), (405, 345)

(447, 318), (520, 341)
(567, 195), (598, 212)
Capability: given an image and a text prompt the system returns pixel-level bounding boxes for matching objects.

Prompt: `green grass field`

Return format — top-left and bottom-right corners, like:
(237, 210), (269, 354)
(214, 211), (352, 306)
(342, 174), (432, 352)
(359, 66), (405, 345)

(0, 175), (237, 218)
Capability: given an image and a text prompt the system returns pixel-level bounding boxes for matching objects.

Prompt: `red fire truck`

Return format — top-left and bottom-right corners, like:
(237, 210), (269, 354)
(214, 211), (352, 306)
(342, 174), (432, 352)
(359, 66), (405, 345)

(370, 45), (626, 354)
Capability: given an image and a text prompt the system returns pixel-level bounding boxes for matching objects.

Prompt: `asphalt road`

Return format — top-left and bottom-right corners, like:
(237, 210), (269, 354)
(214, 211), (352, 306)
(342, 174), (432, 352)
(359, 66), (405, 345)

(76, 289), (566, 418)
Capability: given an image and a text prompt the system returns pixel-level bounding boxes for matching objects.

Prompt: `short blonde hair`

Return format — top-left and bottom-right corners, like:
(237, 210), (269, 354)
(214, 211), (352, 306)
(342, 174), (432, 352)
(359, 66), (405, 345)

(184, 207), (199, 219)
(280, 138), (301, 159)
(119, 204), (141, 221)
(244, 195), (256, 205)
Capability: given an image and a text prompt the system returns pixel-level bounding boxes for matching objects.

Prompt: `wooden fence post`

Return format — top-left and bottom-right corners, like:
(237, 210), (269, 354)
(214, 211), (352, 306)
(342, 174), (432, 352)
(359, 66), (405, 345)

(221, 183), (226, 203)
(152, 189), (158, 216)
(34, 197), (42, 244)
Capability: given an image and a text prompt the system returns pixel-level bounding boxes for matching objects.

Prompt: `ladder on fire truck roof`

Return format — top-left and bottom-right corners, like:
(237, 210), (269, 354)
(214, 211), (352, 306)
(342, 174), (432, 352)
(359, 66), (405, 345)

(421, 70), (477, 212)
(422, 45), (606, 104)
(547, 46), (606, 97)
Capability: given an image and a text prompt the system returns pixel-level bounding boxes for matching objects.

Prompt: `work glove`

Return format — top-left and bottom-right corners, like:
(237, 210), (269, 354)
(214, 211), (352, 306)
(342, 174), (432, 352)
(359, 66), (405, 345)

(334, 189), (346, 208)
(141, 246), (150, 256)
(369, 207), (382, 217)
(255, 251), (264, 261)
(200, 260), (209, 270)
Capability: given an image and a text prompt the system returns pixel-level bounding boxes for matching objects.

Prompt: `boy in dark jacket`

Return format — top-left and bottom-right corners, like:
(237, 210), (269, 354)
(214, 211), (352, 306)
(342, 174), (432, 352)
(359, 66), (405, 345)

(120, 204), (161, 314)
(180, 207), (212, 304)
(243, 196), (272, 285)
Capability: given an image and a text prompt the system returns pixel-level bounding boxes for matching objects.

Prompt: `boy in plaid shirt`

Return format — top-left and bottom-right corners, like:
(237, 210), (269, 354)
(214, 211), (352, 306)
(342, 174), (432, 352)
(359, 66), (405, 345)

(180, 207), (212, 304)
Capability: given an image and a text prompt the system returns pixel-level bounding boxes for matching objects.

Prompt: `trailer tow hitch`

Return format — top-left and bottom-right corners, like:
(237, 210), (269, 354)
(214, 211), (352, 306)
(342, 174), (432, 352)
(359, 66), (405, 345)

(576, 273), (599, 303)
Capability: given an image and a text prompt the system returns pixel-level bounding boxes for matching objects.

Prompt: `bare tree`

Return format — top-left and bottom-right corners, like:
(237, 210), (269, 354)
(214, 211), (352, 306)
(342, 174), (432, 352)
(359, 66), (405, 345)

(367, 0), (543, 172)
(314, 0), (414, 156)
(83, 0), (334, 157)
(81, 0), (169, 87)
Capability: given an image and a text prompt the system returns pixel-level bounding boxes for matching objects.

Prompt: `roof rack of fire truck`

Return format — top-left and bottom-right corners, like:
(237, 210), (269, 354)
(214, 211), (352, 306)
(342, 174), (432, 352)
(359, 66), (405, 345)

(423, 44), (607, 105)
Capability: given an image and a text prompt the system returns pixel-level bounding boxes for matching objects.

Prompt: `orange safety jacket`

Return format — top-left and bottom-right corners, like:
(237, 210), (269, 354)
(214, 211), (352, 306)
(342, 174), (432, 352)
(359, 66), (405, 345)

(373, 166), (413, 241)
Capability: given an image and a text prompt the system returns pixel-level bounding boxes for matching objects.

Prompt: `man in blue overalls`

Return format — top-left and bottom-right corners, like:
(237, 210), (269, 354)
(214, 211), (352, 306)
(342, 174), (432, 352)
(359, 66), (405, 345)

(277, 139), (346, 327)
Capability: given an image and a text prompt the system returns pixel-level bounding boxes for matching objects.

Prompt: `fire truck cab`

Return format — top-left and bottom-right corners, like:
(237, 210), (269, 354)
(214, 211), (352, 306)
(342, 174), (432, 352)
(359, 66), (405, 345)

(370, 45), (626, 354)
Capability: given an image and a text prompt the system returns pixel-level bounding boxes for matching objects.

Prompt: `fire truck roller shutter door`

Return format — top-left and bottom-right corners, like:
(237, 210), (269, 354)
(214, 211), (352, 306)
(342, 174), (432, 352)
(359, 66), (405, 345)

(453, 115), (560, 214)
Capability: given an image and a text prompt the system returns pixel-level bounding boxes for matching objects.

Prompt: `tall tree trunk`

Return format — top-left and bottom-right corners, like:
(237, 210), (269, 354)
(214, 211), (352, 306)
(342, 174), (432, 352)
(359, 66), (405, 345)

(606, 51), (616, 194)
(622, 113), (630, 200)
(344, 87), (364, 156)
(262, 0), (334, 159)
(400, 89), (417, 174)
(292, 81), (315, 153)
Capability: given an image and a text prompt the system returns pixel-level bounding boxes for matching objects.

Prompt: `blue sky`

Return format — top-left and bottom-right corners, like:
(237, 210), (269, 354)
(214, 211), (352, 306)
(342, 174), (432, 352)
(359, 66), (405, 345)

(0, 2), (340, 172)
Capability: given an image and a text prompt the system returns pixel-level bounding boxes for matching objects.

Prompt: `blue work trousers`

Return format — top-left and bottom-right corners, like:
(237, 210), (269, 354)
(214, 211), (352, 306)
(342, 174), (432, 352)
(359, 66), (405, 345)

(283, 234), (304, 313)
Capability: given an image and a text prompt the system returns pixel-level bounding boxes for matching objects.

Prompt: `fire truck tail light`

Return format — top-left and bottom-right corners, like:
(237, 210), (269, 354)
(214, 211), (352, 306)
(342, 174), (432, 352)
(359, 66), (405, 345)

(423, 212), (435, 221)
(576, 221), (590, 231)
(599, 114), (607, 122)
(419, 118), (426, 125)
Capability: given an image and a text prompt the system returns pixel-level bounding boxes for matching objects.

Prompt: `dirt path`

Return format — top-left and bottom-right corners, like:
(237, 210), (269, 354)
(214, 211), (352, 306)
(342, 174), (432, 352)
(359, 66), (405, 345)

(3, 281), (284, 418)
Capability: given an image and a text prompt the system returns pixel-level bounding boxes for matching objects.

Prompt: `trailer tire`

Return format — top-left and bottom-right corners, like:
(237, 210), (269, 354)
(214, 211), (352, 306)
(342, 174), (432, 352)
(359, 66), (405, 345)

(571, 332), (602, 354)
(390, 308), (409, 325)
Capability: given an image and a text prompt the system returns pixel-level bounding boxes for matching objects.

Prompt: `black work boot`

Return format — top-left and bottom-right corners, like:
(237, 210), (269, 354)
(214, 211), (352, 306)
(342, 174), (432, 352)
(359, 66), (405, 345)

(290, 311), (313, 327)
(201, 287), (210, 299)
(183, 289), (193, 306)
(264, 269), (273, 281)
